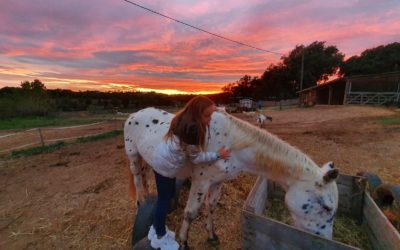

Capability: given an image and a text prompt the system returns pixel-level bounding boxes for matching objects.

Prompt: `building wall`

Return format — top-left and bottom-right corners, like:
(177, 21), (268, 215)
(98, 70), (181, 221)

(300, 80), (346, 105)
(300, 90), (317, 106)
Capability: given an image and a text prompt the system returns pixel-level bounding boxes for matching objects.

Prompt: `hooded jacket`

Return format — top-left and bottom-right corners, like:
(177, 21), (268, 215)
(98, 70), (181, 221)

(150, 123), (219, 178)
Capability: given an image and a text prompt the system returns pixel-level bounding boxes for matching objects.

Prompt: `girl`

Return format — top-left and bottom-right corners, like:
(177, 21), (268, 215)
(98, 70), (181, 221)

(148, 96), (230, 250)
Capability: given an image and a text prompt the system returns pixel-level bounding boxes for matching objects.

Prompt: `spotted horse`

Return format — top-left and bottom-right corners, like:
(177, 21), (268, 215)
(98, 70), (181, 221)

(124, 107), (339, 248)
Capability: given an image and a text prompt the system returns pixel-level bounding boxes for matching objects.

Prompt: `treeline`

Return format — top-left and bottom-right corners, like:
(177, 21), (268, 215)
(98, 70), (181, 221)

(1, 41), (399, 118)
(0, 80), (230, 117)
(223, 41), (400, 100)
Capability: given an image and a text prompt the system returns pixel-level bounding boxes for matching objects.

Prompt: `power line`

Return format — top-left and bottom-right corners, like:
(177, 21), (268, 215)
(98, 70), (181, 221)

(123, 0), (284, 56)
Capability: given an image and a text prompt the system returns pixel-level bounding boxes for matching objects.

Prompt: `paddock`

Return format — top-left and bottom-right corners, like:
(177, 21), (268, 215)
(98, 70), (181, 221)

(0, 105), (399, 249)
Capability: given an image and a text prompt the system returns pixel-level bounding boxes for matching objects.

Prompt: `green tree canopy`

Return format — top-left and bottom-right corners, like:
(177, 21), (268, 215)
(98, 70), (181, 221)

(260, 63), (294, 100)
(283, 41), (344, 90)
(340, 42), (400, 76)
(222, 41), (344, 99)
(222, 75), (257, 98)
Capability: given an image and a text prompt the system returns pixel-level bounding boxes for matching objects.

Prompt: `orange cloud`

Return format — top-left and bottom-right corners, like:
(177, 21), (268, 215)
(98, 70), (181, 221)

(1, 0), (399, 94)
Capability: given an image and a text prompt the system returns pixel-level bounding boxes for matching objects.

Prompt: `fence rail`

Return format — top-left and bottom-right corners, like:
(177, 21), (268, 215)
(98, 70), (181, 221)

(346, 92), (399, 105)
(0, 119), (124, 155)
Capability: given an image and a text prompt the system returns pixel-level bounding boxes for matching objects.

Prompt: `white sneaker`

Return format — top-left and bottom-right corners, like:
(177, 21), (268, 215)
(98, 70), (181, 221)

(150, 233), (179, 250)
(147, 225), (176, 240)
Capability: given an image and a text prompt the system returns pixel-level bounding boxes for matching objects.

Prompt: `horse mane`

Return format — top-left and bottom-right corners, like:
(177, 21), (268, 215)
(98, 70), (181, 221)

(220, 111), (321, 181)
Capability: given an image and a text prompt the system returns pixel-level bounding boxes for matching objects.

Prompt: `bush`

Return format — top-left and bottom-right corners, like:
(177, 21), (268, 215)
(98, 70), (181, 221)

(0, 90), (54, 117)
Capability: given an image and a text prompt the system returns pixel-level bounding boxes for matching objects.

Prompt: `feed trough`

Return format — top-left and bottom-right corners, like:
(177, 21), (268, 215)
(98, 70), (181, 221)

(241, 174), (400, 250)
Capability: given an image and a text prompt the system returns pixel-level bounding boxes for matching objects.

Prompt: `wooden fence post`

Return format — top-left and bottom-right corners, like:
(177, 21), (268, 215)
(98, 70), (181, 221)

(38, 128), (45, 147)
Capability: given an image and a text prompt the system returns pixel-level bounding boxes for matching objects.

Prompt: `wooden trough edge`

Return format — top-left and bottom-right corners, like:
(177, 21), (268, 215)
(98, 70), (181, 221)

(363, 192), (400, 250)
(241, 175), (400, 250)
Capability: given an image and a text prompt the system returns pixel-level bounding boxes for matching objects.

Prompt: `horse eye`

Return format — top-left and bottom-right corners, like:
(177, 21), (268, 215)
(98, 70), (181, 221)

(322, 204), (332, 212)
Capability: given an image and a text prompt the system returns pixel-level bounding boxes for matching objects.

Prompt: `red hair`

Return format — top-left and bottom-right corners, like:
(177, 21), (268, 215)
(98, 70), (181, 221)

(165, 96), (215, 149)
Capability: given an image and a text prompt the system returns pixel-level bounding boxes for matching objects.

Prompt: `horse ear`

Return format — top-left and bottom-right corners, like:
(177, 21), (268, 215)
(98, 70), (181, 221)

(323, 169), (339, 183)
(321, 161), (335, 173)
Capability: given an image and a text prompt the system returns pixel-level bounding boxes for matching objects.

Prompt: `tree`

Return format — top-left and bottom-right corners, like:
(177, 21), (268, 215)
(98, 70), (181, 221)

(222, 41), (345, 100)
(234, 75), (256, 97)
(0, 79), (53, 117)
(340, 42), (400, 76)
(283, 41), (344, 90)
(221, 82), (235, 96)
(222, 75), (259, 99)
(21, 79), (46, 92)
(261, 63), (294, 100)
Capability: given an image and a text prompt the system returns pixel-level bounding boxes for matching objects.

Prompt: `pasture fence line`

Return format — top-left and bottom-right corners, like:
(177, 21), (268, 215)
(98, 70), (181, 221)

(0, 119), (125, 155)
(0, 128), (38, 139)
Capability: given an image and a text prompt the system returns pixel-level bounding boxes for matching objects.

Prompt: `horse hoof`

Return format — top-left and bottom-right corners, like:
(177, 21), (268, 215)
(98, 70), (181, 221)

(207, 234), (220, 246)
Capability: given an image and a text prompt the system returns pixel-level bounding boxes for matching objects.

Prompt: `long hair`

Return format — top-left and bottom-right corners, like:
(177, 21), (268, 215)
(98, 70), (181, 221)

(165, 96), (215, 149)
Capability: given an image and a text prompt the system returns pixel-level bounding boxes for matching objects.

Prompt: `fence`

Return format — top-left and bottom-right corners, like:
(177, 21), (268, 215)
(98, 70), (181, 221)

(346, 92), (400, 105)
(0, 119), (125, 156)
(262, 98), (299, 107)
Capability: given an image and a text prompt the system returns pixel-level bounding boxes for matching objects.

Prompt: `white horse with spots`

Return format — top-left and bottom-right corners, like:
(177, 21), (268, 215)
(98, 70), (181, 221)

(124, 107), (339, 248)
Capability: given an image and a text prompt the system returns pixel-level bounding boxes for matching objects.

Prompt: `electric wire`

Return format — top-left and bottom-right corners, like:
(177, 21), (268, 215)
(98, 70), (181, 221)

(123, 0), (284, 56)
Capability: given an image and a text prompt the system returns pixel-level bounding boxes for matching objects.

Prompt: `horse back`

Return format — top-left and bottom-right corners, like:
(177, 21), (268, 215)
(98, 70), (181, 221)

(124, 107), (173, 156)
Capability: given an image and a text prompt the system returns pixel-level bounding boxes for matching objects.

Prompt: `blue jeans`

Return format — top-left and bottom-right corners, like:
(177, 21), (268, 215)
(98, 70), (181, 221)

(153, 170), (176, 237)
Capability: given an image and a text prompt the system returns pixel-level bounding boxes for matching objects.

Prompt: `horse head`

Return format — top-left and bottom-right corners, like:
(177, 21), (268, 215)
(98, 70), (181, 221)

(284, 162), (339, 239)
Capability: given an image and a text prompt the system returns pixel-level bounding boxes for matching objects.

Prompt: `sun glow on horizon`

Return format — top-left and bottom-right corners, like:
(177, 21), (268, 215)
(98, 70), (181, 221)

(100, 83), (222, 95)
(1, 0), (398, 96)
(135, 87), (221, 95)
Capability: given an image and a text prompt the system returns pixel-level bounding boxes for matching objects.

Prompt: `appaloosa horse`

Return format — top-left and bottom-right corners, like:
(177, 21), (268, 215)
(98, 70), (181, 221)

(124, 107), (339, 248)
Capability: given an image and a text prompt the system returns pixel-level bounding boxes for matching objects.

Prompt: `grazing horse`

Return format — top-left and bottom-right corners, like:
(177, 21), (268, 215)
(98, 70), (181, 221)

(256, 113), (272, 128)
(124, 107), (339, 247)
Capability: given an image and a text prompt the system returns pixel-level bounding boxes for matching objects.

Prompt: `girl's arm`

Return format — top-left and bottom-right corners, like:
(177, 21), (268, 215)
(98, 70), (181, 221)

(186, 145), (219, 165)
(183, 123), (230, 164)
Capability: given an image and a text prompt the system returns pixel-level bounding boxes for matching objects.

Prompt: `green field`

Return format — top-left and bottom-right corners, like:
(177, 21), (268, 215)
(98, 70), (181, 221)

(377, 116), (400, 125)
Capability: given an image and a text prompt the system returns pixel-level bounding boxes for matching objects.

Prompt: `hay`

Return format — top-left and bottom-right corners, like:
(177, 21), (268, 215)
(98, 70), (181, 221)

(265, 198), (292, 225)
(264, 197), (374, 250)
(333, 215), (373, 250)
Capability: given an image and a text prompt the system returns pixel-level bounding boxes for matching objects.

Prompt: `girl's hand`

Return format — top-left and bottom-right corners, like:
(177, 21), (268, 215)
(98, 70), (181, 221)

(218, 146), (231, 160)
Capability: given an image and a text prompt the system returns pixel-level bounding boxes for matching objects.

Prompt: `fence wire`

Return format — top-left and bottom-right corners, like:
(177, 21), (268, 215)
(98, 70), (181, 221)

(0, 119), (125, 155)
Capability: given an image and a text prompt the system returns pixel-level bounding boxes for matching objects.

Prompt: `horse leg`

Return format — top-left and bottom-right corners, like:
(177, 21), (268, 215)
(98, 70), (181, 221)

(179, 181), (209, 249)
(205, 183), (223, 245)
(127, 153), (148, 205)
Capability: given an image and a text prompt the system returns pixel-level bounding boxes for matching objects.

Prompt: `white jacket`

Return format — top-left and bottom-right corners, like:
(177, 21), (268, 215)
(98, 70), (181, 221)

(150, 135), (219, 178)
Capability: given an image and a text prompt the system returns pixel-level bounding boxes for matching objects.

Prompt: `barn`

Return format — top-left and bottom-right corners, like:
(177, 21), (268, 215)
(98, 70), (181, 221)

(298, 71), (400, 105)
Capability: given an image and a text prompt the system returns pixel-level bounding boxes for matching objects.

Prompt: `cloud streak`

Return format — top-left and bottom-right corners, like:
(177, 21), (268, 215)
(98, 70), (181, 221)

(0, 0), (399, 93)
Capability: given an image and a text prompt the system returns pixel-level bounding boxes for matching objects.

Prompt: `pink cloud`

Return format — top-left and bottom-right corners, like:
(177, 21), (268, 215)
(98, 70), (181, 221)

(0, 0), (399, 93)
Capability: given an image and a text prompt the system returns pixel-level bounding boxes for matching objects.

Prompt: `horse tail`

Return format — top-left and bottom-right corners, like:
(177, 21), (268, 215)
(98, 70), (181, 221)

(127, 162), (136, 200)
(127, 153), (150, 204)
(137, 154), (151, 199)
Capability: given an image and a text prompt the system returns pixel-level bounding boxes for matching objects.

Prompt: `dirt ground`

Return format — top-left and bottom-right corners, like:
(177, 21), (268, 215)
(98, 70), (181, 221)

(0, 105), (399, 250)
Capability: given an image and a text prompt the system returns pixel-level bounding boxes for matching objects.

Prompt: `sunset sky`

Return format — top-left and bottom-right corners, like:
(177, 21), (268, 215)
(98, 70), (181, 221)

(1, 0), (399, 94)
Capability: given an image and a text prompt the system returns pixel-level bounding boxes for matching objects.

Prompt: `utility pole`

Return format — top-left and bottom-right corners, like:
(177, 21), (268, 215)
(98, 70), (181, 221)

(300, 50), (304, 91)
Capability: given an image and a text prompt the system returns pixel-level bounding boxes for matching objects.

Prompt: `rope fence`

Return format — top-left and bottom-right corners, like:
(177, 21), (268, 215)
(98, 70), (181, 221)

(0, 119), (125, 155)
